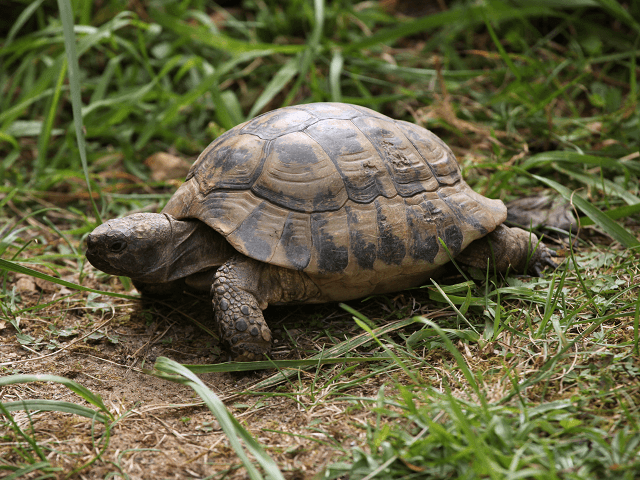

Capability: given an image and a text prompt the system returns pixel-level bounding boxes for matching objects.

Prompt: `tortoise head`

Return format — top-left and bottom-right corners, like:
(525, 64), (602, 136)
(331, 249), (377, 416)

(86, 213), (174, 282)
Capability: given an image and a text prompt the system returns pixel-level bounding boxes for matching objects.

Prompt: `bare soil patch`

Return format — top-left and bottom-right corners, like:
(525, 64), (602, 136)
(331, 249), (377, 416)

(1, 264), (431, 479)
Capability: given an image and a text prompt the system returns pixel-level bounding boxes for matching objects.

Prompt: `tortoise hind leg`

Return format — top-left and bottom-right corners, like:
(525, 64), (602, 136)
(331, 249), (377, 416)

(211, 255), (321, 361)
(456, 224), (558, 276)
(506, 195), (577, 235)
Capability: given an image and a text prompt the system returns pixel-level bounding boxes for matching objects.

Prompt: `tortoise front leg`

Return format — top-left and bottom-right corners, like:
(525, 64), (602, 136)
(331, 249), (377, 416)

(211, 255), (321, 361)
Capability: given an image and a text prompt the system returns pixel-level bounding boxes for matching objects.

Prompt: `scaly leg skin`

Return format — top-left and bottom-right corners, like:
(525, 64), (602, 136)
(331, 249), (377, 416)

(456, 224), (558, 276)
(211, 255), (321, 361)
(212, 258), (272, 361)
(506, 195), (577, 235)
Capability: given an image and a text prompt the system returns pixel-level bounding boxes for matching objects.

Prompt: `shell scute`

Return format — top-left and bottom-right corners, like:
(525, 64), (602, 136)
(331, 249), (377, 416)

(396, 120), (460, 186)
(191, 133), (267, 192)
(226, 201), (290, 263)
(240, 107), (317, 140)
(304, 119), (396, 203)
(345, 204), (377, 270)
(271, 212), (312, 270)
(374, 198), (407, 266)
(309, 211), (350, 274)
(185, 189), (263, 236)
(404, 198), (440, 264)
(402, 192), (469, 265)
(252, 131), (347, 213)
(352, 116), (439, 196)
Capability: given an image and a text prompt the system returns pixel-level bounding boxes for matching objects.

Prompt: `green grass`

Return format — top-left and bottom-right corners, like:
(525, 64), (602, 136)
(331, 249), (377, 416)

(1, 0), (640, 478)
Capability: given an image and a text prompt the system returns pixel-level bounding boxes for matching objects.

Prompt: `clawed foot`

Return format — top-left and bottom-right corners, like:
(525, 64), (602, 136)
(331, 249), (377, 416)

(212, 261), (272, 361)
(528, 242), (560, 277)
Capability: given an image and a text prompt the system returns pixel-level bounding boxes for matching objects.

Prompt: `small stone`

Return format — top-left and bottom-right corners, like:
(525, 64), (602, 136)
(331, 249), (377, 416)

(250, 327), (259, 337)
(240, 305), (250, 315)
(219, 299), (229, 311)
(236, 319), (247, 331)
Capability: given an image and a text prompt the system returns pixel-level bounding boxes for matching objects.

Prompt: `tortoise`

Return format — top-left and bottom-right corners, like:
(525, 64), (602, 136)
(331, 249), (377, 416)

(86, 102), (558, 361)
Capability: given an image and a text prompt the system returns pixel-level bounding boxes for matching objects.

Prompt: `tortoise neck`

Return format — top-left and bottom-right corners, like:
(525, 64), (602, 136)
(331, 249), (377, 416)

(162, 216), (233, 282)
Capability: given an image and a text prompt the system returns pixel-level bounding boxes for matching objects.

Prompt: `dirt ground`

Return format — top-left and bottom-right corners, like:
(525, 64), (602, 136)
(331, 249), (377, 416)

(1, 266), (430, 479)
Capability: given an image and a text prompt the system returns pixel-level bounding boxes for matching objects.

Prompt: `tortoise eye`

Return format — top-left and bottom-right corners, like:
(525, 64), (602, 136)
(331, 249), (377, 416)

(110, 241), (126, 253)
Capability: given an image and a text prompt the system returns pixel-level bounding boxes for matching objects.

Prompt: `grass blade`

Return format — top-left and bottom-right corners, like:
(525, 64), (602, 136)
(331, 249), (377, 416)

(554, 165), (640, 205)
(151, 357), (285, 480)
(1, 400), (110, 423)
(593, 0), (640, 34)
(182, 356), (390, 374)
(4, 0), (46, 48)
(0, 374), (112, 419)
(0, 258), (138, 300)
(528, 173), (640, 248)
(580, 203), (640, 226)
(329, 50), (344, 102)
(248, 317), (422, 391)
(415, 317), (488, 414)
(522, 151), (639, 174)
(343, 4), (553, 52)
(150, 9), (303, 55)
(248, 56), (299, 118)
(35, 58), (67, 180)
(56, 0), (101, 222)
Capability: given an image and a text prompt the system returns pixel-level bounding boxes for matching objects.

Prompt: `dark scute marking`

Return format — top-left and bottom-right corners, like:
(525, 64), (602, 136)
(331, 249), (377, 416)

(236, 319), (247, 331)
(424, 200), (444, 218)
(188, 129), (237, 179)
(311, 214), (348, 273)
(345, 207), (376, 270)
(442, 224), (463, 257)
(281, 213), (311, 270)
(406, 206), (439, 263)
(220, 145), (254, 174)
(312, 188), (341, 211)
(273, 137), (317, 166)
(232, 203), (273, 261)
(375, 201), (406, 265)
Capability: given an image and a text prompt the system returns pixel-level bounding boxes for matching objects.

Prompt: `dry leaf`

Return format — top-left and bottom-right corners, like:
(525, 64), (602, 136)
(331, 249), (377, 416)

(145, 152), (192, 182)
(15, 275), (37, 293)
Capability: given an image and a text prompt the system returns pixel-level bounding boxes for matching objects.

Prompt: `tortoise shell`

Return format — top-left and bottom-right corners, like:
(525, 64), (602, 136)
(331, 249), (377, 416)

(162, 103), (506, 276)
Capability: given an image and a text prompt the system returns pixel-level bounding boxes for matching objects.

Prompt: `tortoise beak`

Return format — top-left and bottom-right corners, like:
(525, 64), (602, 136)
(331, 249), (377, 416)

(85, 234), (117, 274)
(86, 233), (98, 251)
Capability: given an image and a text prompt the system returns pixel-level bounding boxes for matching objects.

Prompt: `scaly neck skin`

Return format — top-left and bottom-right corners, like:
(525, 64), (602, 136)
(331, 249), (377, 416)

(159, 216), (234, 283)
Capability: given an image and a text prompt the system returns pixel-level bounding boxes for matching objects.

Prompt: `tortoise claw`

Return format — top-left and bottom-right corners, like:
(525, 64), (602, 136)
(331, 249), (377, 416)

(528, 244), (559, 277)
